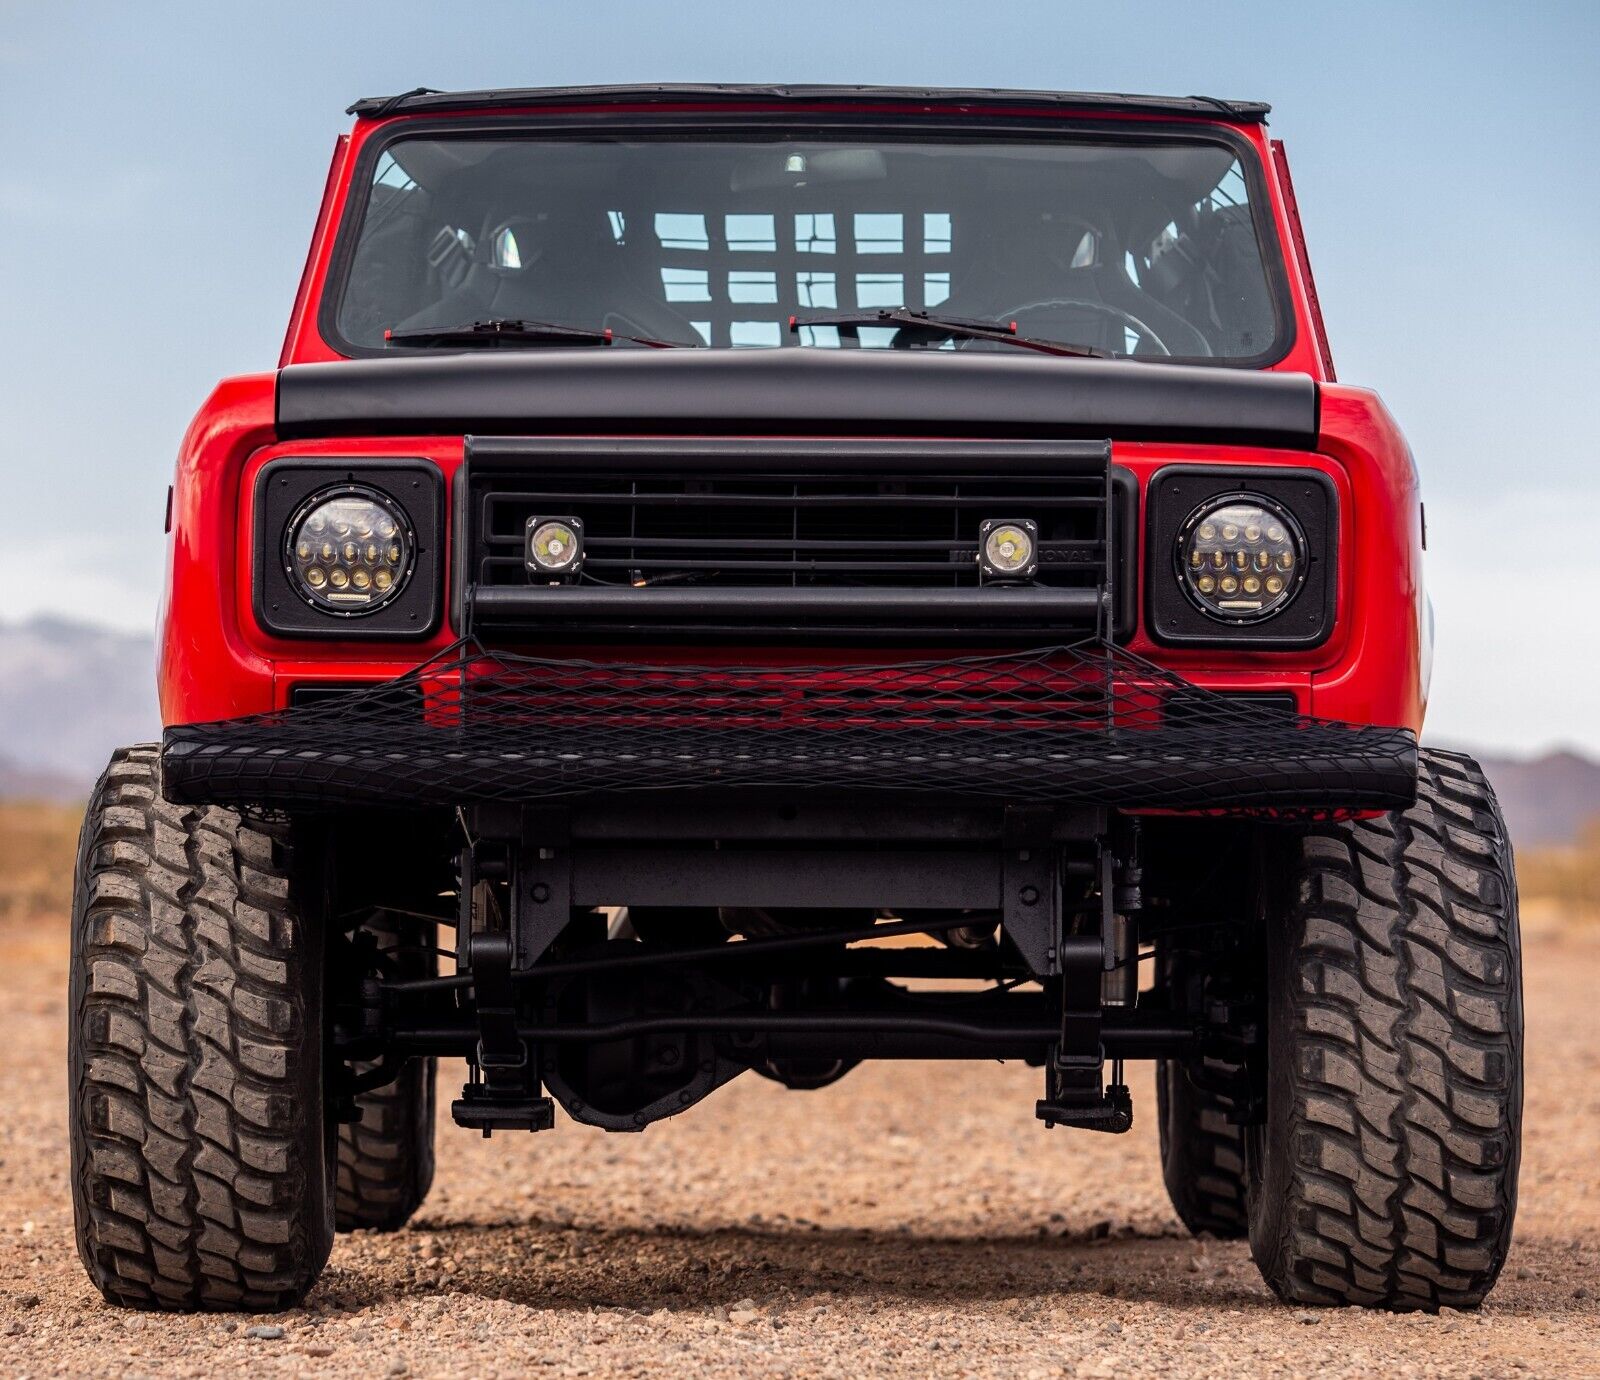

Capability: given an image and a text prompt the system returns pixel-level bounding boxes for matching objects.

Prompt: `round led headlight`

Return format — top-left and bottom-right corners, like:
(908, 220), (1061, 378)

(284, 485), (414, 615)
(1176, 494), (1305, 623)
(527, 517), (584, 577)
(979, 518), (1039, 581)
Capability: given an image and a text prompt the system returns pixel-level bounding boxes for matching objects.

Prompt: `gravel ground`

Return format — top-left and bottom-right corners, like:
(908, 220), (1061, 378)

(2, 912), (1597, 1378)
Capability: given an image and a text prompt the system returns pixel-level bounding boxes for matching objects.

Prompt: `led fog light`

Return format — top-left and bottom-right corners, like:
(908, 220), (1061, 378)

(527, 516), (584, 578)
(978, 518), (1039, 581)
(285, 485), (413, 615)
(1177, 494), (1305, 623)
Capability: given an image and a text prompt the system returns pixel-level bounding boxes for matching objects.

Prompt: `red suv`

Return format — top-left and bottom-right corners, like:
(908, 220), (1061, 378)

(69, 85), (1520, 1314)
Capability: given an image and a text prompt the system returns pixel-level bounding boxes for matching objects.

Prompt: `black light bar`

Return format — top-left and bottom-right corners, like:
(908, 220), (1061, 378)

(470, 584), (1107, 625)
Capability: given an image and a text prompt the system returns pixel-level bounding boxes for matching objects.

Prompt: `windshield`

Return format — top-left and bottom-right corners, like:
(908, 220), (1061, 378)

(331, 132), (1287, 363)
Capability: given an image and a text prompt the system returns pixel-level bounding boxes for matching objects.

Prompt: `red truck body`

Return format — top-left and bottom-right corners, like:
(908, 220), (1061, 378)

(158, 92), (1428, 742)
(74, 88), (1523, 1322)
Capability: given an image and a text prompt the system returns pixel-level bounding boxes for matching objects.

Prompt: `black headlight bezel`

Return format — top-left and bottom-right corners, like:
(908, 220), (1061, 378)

(1145, 465), (1337, 649)
(253, 458), (444, 639)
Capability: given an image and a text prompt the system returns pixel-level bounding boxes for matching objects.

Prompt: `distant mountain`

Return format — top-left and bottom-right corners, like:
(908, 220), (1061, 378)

(0, 615), (157, 793)
(0, 752), (89, 804)
(1470, 749), (1600, 850)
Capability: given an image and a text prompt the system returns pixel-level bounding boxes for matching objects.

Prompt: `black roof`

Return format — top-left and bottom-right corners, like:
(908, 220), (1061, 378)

(347, 83), (1269, 123)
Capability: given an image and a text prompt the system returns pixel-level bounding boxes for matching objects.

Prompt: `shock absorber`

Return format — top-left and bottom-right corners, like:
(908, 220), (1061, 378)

(1101, 819), (1142, 1009)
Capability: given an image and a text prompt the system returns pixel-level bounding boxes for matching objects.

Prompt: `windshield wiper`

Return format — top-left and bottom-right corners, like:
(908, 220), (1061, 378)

(384, 318), (698, 349)
(788, 309), (1111, 359)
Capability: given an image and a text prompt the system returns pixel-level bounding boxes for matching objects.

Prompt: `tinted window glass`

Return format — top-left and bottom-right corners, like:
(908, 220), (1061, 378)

(335, 136), (1284, 362)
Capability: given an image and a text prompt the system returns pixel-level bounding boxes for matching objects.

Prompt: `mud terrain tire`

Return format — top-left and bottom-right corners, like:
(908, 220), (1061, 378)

(1246, 749), (1522, 1309)
(1157, 1057), (1248, 1239)
(336, 913), (436, 1232)
(69, 746), (334, 1311)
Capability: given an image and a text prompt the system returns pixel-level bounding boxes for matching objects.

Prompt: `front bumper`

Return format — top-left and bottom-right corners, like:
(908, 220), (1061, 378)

(160, 638), (1417, 814)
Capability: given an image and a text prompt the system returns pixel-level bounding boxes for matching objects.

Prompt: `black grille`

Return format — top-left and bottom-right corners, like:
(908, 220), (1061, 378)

(479, 473), (1114, 588)
(463, 438), (1128, 641)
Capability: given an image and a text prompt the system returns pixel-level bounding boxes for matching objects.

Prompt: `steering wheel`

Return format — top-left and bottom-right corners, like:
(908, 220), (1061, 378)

(969, 297), (1176, 357)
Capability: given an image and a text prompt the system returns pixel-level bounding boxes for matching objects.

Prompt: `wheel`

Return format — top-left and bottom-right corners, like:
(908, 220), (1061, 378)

(336, 911), (436, 1232)
(1157, 1057), (1248, 1239)
(1246, 750), (1522, 1309)
(1155, 939), (1250, 1238)
(69, 746), (335, 1311)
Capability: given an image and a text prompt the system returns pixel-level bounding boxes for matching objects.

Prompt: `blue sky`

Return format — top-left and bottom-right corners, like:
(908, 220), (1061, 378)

(2, 2), (1596, 753)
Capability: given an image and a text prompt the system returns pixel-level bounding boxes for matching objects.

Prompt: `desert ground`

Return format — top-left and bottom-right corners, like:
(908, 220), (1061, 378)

(1, 808), (1597, 1378)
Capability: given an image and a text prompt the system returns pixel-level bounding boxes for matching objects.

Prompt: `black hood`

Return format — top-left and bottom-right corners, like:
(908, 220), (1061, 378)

(275, 348), (1317, 449)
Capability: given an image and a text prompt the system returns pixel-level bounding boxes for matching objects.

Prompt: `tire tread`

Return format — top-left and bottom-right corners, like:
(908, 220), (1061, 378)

(70, 746), (333, 1311)
(1157, 1061), (1248, 1239)
(335, 1012), (434, 1230)
(1248, 749), (1521, 1309)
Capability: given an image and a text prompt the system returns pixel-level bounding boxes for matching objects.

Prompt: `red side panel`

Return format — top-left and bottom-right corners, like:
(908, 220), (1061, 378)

(157, 376), (278, 724)
(1310, 386), (1429, 732)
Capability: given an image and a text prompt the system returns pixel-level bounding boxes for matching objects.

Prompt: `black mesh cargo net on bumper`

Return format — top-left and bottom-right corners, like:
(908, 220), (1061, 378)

(160, 639), (1417, 813)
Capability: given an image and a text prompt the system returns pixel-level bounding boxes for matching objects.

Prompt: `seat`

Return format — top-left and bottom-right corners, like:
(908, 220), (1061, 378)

(396, 211), (702, 345)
